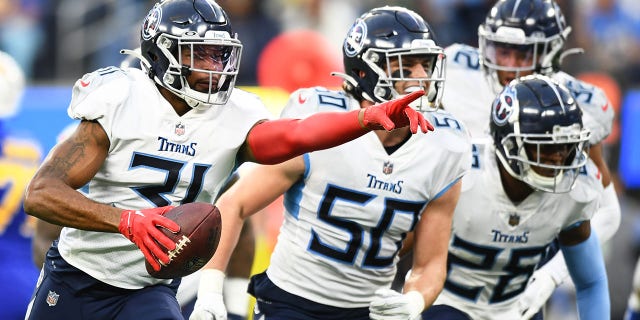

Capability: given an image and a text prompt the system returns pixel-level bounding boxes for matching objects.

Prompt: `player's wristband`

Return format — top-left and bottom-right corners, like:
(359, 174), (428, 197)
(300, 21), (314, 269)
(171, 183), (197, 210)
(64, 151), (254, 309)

(404, 291), (425, 317)
(198, 269), (225, 296)
(224, 277), (250, 317)
(590, 183), (621, 243)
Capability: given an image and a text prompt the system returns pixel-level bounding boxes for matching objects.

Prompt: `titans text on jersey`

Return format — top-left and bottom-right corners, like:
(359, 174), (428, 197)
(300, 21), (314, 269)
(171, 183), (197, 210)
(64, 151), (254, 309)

(157, 136), (198, 156)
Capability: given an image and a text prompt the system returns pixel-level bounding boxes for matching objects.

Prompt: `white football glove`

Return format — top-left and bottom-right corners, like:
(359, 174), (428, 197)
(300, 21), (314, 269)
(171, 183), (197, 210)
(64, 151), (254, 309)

(369, 289), (424, 320)
(189, 269), (227, 320)
(518, 269), (558, 320)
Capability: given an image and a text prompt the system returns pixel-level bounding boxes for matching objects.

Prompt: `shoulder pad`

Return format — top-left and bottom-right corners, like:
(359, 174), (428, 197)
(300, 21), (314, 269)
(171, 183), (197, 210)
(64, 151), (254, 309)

(444, 43), (482, 71)
(552, 72), (614, 144)
(423, 110), (474, 189)
(459, 141), (493, 192)
(424, 109), (472, 153)
(226, 87), (274, 121)
(228, 87), (265, 109)
(569, 158), (604, 204)
(68, 67), (132, 121)
(280, 87), (352, 119)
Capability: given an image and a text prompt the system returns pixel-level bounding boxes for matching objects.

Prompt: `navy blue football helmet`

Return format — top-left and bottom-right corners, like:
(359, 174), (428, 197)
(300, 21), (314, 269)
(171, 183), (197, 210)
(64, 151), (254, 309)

(134, 0), (242, 108)
(335, 6), (445, 111)
(478, 0), (571, 92)
(490, 74), (590, 193)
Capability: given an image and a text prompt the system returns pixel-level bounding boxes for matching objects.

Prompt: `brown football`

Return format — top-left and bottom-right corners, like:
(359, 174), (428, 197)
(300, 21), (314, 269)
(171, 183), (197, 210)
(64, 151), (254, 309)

(146, 202), (222, 279)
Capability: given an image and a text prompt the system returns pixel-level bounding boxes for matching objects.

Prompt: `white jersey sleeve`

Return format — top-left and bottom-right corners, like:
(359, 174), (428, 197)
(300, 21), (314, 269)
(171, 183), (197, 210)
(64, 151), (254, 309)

(280, 86), (352, 119)
(441, 44), (496, 140)
(59, 68), (271, 289)
(68, 67), (136, 147)
(551, 72), (614, 145)
(266, 88), (472, 308)
(433, 143), (602, 319)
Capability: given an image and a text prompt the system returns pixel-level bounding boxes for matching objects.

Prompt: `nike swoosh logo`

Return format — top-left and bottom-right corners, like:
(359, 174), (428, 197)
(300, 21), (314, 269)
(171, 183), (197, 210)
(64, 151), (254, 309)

(80, 80), (91, 87)
(298, 93), (307, 104)
(601, 103), (609, 111)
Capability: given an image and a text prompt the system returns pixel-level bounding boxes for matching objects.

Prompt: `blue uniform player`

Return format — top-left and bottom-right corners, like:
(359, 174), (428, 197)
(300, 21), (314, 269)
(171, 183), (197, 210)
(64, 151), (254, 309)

(0, 50), (43, 319)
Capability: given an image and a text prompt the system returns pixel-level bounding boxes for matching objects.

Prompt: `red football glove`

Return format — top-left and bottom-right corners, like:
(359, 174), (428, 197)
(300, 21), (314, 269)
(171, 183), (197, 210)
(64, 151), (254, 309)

(361, 90), (434, 133)
(118, 206), (180, 272)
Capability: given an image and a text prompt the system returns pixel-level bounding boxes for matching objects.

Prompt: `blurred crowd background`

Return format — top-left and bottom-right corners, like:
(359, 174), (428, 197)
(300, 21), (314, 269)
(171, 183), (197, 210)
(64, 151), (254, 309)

(2, 0), (640, 318)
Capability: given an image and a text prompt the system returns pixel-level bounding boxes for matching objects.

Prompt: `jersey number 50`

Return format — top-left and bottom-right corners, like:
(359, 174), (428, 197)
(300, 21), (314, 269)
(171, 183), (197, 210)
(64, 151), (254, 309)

(309, 184), (424, 268)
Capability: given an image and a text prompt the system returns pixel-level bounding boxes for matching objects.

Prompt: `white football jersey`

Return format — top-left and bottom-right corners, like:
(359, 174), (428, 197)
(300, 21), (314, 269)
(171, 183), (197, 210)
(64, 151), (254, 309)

(433, 142), (603, 319)
(58, 67), (272, 289)
(266, 87), (472, 308)
(552, 71), (614, 145)
(441, 43), (495, 140)
(442, 43), (614, 145)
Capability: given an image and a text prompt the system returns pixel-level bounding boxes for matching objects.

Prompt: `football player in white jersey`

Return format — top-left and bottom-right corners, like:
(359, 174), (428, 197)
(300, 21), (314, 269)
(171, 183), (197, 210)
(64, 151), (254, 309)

(22, 1), (433, 319)
(421, 75), (609, 320)
(29, 120), (256, 319)
(189, 6), (472, 320)
(440, 0), (620, 317)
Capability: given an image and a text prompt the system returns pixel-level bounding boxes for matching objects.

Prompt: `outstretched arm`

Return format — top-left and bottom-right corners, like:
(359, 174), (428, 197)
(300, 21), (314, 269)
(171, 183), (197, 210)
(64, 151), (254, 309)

(244, 90), (433, 164)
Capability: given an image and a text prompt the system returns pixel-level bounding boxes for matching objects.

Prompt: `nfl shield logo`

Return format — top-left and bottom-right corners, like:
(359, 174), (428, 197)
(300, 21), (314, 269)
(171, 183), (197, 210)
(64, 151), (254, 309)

(175, 123), (185, 136)
(46, 290), (60, 306)
(508, 213), (520, 226)
(382, 161), (393, 175)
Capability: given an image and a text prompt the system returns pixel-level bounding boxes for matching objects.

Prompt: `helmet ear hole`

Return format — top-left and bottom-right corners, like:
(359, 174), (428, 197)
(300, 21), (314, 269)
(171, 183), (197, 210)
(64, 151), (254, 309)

(149, 53), (159, 62)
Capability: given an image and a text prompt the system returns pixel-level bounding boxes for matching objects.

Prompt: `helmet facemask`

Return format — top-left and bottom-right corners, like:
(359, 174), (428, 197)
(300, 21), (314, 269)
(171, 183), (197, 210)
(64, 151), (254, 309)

(361, 44), (446, 112)
(491, 74), (590, 193)
(337, 7), (445, 111)
(479, 25), (569, 94)
(138, 0), (242, 110)
(497, 123), (590, 193)
(150, 31), (242, 109)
